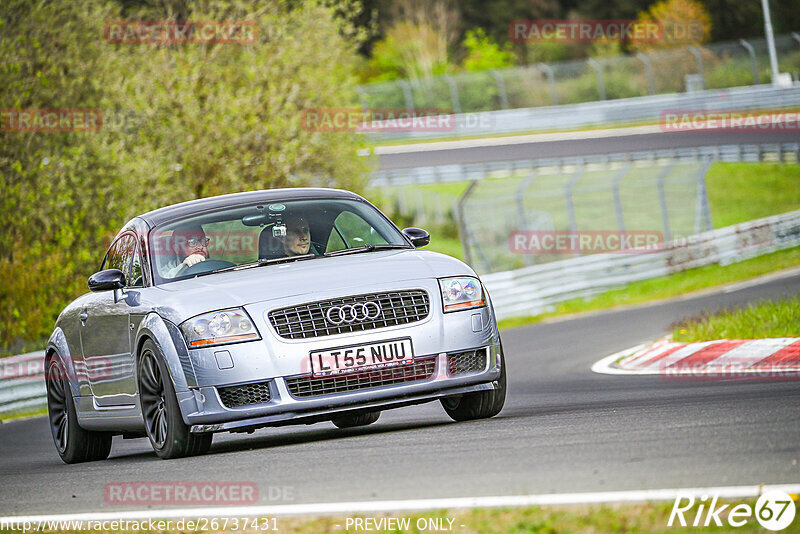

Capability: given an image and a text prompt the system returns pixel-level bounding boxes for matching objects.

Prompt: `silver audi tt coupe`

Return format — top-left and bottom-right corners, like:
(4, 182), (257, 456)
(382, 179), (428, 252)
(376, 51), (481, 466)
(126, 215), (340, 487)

(45, 188), (506, 462)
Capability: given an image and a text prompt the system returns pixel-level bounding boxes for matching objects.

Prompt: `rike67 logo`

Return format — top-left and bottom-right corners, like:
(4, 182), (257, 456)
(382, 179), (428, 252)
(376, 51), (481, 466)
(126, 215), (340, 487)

(669, 491), (796, 530)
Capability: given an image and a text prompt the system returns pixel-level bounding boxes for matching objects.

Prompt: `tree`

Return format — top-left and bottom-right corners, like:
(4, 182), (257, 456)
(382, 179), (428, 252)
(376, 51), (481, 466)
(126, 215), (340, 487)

(0, 0), (372, 349)
(461, 29), (515, 71)
(632, 0), (712, 51)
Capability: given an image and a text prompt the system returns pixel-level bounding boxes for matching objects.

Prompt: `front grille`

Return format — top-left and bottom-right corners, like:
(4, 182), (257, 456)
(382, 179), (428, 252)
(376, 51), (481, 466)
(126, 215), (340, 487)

(448, 349), (487, 374)
(285, 357), (436, 398)
(268, 290), (430, 340)
(218, 381), (271, 408)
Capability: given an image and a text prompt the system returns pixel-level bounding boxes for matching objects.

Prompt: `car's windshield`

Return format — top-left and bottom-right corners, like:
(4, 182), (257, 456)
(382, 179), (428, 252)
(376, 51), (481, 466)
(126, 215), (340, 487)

(149, 198), (409, 284)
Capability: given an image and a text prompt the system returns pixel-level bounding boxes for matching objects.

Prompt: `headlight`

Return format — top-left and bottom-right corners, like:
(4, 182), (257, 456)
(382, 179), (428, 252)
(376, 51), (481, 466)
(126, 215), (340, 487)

(180, 308), (260, 348)
(439, 276), (485, 312)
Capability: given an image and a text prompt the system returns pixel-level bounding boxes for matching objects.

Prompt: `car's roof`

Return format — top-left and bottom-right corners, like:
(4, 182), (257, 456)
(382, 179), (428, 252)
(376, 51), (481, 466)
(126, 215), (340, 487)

(137, 188), (363, 227)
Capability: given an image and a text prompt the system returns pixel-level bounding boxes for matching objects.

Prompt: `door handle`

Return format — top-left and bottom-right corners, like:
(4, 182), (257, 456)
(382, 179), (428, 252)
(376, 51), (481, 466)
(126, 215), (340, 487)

(80, 309), (88, 325)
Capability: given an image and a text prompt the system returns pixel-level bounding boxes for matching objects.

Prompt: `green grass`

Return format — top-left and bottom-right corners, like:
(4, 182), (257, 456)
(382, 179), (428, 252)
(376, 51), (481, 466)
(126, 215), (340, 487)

(497, 245), (800, 331)
(27, 499), (797, 533)
(390, 161), (800, 331)
(673, 296), (800, 342)
(276, 502), (797, 533)
(0, 406), (47, 423)
(705, 162), (800, 228)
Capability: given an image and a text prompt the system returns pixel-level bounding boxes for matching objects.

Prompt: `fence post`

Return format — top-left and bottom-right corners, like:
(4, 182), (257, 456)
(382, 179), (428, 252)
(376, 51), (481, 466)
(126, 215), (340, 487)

(457, 180), (479, 268)
(538, 63), (558, 105)
(636, 53), (656, 95)
(356, 86), (370, 112)
(415, 189), (425, 224)
(612, 163), (631, 244)
(516, 172), (537, 266)
(656, 161), (676, 242)
(738, 39), (760, 84)
(442, 74), (461, 114)
(687, 46), (705, 89)
(695, 158), (714, 234)
(490, 69), (510, 110)
(587, 58), (606, 100)
(564, 166), (584, 240)
(398, 79), (415, 114)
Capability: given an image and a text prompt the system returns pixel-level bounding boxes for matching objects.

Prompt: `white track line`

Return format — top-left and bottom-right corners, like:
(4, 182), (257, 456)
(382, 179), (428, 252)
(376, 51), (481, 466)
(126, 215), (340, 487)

(3, 484), (799, 522)
(591, 343), (656, 375)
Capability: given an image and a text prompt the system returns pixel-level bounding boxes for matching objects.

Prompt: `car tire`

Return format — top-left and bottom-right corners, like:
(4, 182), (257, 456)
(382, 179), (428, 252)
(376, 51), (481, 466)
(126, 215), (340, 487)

(46, 356), (112, 464)
(331, 411), (381, 428)
(138, 340), (212, 459)
(441, 342), (507, 422)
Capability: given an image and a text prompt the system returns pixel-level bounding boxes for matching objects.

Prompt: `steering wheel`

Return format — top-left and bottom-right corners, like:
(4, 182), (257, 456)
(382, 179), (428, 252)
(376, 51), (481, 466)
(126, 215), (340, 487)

(181, 258), (236, 276)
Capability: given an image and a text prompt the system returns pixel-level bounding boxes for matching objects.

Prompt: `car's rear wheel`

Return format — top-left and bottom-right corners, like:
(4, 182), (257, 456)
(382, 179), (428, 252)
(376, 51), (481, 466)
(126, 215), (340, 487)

(331, 411), (381, 428)
(138, 340), (212, 459)
(441, 343), (507, 422)
(46, 357), (112, 464)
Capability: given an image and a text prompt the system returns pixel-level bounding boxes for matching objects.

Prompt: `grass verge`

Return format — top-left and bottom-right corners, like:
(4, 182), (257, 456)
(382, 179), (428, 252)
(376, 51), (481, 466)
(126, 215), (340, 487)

(277, 501), (784, 533)
(672, 295), (800, 342)
(16, 499), (790, 533)
(0, 406), (47, 424)
(497, 245), (800, 331)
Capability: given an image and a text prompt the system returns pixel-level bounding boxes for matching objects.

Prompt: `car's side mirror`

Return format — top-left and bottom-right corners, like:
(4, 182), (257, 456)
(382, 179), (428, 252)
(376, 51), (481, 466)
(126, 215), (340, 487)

(88, 269), (126, 292)
(402, 227), (430, 248)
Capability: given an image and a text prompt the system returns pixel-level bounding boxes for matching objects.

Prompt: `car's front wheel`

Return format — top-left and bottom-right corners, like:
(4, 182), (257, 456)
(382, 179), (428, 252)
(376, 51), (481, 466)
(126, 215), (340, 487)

(441, 343), (507, 422)
(138, 340), (212, 459)
(331, 411), (380, 428)
(46, 356), (112, 464)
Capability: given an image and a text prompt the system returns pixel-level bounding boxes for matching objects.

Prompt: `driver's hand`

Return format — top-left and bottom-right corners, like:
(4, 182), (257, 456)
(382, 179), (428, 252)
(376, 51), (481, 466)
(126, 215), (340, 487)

(182, 253), (206, 267)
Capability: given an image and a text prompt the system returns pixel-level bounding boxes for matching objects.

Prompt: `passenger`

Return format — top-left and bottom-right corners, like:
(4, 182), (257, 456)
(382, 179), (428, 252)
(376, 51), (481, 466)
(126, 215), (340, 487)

(281, 216), (311, 257)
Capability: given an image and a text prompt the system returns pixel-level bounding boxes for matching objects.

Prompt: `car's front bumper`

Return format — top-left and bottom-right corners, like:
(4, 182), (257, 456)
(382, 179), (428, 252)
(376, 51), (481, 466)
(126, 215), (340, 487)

(181, 344), (501, 433)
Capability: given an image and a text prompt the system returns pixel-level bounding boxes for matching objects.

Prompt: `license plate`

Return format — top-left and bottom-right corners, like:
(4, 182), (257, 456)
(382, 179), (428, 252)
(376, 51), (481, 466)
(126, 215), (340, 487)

(310, 338), (414, 377)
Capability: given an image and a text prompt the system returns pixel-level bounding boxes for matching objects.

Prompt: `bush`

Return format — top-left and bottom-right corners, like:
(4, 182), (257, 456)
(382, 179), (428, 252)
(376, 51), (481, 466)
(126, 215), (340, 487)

(0, 0), (373, 349)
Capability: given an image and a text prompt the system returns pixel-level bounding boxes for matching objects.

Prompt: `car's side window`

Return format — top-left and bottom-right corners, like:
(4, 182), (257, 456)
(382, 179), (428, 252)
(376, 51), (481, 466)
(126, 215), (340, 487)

(326, 211), (388, 251)
(103, 234), (136, 286)
(130, 244), (144, 287)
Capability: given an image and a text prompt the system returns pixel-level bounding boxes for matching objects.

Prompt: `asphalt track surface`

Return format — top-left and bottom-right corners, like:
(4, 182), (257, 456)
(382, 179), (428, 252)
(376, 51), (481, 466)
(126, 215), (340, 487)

(1, 272), (799, 516)
(378, 130), (800, 169)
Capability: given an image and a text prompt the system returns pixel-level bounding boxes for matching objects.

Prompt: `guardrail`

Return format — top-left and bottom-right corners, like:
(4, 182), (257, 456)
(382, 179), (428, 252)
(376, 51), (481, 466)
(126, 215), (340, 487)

(373, 142), (800, 186)
(366, 83), (800, 141)
(482, 209), (800, 320)
(2, 209), (799, 412)
(0, 352), (46, 417)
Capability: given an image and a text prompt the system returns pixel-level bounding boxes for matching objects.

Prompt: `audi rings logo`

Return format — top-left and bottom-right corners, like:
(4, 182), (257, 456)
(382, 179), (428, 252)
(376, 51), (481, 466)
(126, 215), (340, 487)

(325, 302), (382, 325)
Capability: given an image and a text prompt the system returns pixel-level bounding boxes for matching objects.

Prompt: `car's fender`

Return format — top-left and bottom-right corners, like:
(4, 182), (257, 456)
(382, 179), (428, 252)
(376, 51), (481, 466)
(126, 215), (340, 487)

(134, 313), (198, 393)
(46, 327), (81, 398)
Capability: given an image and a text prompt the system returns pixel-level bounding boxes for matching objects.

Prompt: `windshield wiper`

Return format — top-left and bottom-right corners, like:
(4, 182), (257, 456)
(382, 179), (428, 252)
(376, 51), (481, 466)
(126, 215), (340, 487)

(196, 254), (318, 277)
(324, 244), (410, 257)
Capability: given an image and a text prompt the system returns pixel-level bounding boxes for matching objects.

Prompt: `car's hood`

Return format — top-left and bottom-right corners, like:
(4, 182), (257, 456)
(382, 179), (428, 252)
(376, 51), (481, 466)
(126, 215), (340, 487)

(152, 249), (475, 324)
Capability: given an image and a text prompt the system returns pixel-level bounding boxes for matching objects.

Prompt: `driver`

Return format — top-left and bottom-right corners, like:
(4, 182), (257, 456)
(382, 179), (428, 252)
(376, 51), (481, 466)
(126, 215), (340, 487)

(163, 224), (209, 277)
(282, 215), (311, 257)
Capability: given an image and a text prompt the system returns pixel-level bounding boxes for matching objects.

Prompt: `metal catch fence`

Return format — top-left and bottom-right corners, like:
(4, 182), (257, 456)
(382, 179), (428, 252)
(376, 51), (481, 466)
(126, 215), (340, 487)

(358, 33), (800, 115)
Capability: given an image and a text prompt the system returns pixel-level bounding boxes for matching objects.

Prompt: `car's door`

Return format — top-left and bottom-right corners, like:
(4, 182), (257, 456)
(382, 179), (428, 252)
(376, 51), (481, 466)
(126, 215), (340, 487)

(79, 233), (139, 407)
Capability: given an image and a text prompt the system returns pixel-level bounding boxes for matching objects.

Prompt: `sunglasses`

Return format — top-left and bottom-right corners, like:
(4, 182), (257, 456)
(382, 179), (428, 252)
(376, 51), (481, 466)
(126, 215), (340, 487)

(187, 237), (210, 247)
